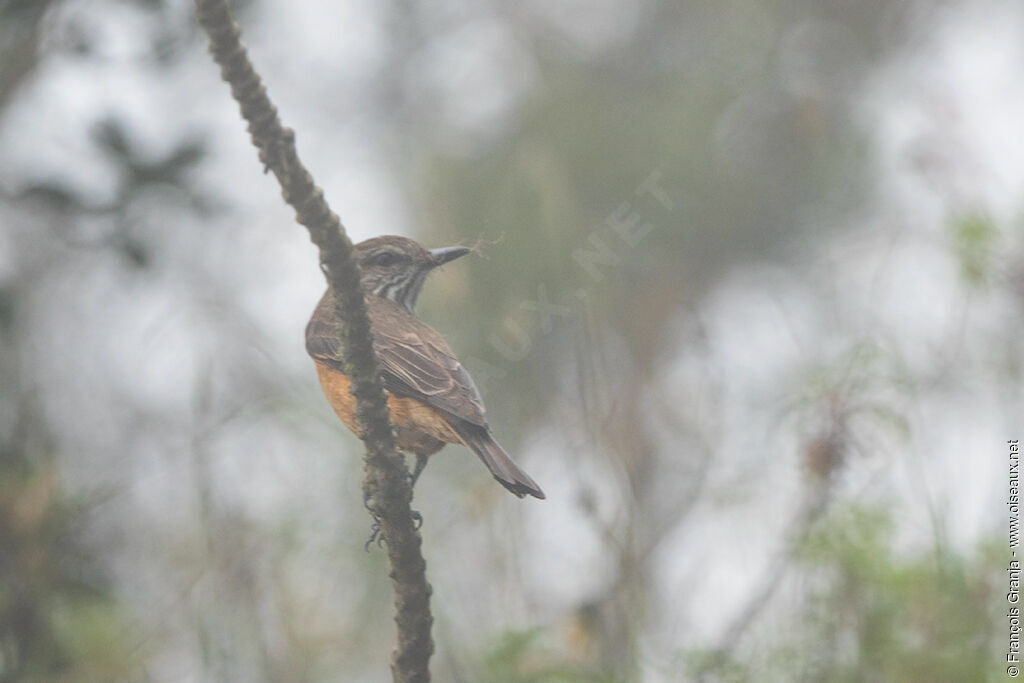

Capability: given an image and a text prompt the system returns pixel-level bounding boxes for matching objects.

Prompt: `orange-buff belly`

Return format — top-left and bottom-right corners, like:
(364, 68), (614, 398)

(314, 361), (463, 454)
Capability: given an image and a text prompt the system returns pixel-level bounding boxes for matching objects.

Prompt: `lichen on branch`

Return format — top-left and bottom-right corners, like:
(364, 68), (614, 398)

(193, 1), (434, 679)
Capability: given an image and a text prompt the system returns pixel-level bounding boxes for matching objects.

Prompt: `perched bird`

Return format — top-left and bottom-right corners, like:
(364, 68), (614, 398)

(306, 235), (545, 499)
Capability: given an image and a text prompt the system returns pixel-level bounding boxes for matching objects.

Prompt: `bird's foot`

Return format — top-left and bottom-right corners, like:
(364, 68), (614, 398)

(363, 509), (423, 549)
(362, 491), (385, 551)
(361, 476), (425, 550)
(364, 514), (385, 551)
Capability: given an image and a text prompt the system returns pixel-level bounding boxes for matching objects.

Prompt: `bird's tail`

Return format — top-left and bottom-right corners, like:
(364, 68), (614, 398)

(454, 425), (545, 499)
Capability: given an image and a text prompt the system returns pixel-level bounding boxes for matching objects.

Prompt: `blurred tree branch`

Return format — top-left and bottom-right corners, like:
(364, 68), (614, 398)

(0, 0), (56, 114)
(192, 1), (433, 680)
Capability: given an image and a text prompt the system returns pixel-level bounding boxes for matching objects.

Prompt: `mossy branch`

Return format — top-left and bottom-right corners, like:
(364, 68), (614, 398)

(193, 1), (433, 679)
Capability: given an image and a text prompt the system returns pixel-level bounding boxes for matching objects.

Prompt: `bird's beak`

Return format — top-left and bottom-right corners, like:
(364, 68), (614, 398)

(429, 245), (471, 266)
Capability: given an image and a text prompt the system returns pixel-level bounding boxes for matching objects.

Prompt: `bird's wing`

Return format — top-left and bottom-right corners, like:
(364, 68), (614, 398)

(305, 291), (347, 366)
(305, 292), (488, 428)
(374, 319), (489, 428)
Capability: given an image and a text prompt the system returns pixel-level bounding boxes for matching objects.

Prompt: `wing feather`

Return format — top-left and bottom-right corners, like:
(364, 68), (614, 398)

(306, 292), (488, 427)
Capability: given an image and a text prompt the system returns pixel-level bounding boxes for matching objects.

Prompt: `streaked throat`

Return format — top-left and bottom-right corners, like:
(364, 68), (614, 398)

(379, 270), (428, 311)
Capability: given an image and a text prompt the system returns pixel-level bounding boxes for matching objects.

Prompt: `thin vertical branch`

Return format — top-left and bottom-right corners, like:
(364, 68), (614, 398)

(192, 2), (433, 680)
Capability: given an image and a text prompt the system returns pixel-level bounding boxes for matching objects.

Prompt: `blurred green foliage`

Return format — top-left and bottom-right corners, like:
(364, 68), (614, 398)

(0, 458), (139, 681)
(951, 211), (998, 288)
(694, 505), (1004, 682)
(482, 628), (621, 683)
(415, 1), (873, 442)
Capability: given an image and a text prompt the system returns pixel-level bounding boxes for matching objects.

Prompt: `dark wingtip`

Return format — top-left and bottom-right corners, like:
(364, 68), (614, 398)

(460, 425), (545, 500)
(496, 476), (545, 500)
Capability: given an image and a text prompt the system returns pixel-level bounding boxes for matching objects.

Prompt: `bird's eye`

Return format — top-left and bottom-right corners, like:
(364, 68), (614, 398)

(368, 252), (399, 267)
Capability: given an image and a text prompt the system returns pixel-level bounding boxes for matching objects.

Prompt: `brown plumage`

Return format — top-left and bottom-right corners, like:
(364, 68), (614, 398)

(306, 235), (545, 499)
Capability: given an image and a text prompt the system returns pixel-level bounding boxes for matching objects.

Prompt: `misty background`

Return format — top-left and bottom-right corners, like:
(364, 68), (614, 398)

(1, 0), (1020, 680)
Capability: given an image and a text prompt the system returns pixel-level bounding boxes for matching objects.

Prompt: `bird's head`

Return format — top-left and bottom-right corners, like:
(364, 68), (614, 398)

(354, 235), (470, 310)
